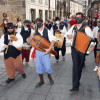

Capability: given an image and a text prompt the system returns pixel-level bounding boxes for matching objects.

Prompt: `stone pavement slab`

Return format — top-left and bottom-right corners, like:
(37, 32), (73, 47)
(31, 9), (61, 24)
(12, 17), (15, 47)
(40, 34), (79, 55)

(0, 47), (100, 100)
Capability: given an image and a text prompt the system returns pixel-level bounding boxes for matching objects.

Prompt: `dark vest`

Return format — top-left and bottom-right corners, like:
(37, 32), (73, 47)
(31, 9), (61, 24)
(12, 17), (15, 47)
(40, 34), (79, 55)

(45, 24), (52, 30)
(36, 28), (50, 42)
(73, 24), (87, 34)
(20, 26), (31, 43)
(53, 24), (64, 35)
(4, 34), (21, 59)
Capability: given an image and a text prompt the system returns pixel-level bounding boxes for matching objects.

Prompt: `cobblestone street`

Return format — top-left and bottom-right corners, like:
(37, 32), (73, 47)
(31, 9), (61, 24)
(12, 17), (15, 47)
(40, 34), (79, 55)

(0, 47), (99, 100)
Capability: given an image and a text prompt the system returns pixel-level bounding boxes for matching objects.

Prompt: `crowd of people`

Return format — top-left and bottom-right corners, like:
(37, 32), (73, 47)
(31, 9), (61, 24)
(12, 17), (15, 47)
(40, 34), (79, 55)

(0, 11), (100, 92)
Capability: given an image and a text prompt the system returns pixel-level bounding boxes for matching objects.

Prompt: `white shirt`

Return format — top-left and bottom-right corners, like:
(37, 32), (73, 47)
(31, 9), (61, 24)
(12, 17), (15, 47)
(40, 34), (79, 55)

(92, 26), (99, 38)
(65, 25), (93, 38)
(16, 27), (35, 47)
(65, 25), (94, 45)
(60, 26), (67, 35)
(16, 27), (35, 34)
(38, 28), (57, 42)
(51, 25), (67, 37)
(0, 33), (23, 52)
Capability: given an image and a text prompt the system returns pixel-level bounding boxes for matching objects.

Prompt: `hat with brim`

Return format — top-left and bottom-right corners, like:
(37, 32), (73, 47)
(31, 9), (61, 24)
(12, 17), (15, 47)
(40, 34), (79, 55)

(55, 17), (60, 21)
(24, 20), (31, 23)
(7, 23), (14, 28)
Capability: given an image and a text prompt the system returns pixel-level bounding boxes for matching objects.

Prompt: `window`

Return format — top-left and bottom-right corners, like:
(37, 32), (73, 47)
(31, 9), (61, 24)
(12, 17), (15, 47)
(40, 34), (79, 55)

(31, 9), (36, 21)
(45, 0), (48, 5)
(39, 0), (42, 4)
(31, 0), (35, 2)
(39, 10), (43, 18)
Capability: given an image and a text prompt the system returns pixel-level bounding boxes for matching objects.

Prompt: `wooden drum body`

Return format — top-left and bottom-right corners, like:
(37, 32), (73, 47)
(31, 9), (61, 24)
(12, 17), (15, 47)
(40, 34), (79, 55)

(54, 32), (64, 48)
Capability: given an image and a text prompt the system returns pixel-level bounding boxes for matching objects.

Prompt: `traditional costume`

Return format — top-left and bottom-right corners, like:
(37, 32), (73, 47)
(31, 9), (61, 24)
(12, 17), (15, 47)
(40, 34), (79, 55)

(96, 29), (100, 90)
(93, 21), (100, 71)
(66, 13), (94, 92)
(52, 17), (67, 62)
(32, 18), (56, 88)
(0, 23), (26, 83)
(17, 20), (35, 66)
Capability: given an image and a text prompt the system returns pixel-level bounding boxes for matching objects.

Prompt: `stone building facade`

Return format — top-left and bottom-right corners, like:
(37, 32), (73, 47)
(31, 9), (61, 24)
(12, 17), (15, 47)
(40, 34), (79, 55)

(0, 0), (26, 36)
(70, 0), (83, 17)
(0, 0), (56, 24)
(26, 0), (56, 21)
(88, 0), (100, 18)
(0, 0), (26, 24)
(56, 0), (70, 18)
(0, 0), (56, 36)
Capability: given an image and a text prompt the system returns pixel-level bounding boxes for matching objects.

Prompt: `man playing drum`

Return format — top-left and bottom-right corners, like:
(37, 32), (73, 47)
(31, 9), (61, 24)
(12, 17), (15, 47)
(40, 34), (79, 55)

(17, 20), (35, 66)
(51, 17), (68, 63)
(0, 23), (26, 83)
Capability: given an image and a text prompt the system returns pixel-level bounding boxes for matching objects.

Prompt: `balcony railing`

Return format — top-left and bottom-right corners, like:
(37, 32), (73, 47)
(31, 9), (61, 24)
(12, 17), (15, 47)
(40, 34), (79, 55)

(92, 0), (99, 2)
(31, 0), (35, 2)
(39, 0), (42, 4)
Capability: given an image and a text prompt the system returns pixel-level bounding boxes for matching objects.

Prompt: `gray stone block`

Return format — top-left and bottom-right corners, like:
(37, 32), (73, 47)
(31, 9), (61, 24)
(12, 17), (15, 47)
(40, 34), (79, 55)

(46, 92), (65, 100)
(50, 84), (71, 94)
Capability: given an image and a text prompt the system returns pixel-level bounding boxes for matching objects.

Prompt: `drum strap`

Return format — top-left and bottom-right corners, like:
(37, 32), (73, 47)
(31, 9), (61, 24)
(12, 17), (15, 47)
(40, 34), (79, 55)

(80, 25), (88, 31)
(74, 24), (88, 32)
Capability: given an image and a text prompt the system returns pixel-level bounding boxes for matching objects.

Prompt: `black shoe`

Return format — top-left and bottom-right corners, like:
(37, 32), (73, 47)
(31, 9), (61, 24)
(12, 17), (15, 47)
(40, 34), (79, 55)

(69, 88), (79, 93)
(50, 79), (54, 85)
(56, 60), (59, 63)
(78, 82), (80, 87)
(5, 78), (15, 83)
(83, 62), (85, 67)
(22, 73), (26, 79)
(35, 81), (44, 88)
(62, 57), (65, 61)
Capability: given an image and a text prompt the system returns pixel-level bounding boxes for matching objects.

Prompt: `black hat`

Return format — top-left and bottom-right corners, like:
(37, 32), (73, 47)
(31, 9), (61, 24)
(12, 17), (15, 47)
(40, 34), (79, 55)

(24, 20), (31, 23)
(35, 18), (43, 23)
(55, 17), (60, 21)
(7, 23), (14, 28)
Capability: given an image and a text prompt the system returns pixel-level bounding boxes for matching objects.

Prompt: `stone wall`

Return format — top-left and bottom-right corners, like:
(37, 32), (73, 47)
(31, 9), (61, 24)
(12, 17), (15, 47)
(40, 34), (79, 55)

(0, 0), (26, 37)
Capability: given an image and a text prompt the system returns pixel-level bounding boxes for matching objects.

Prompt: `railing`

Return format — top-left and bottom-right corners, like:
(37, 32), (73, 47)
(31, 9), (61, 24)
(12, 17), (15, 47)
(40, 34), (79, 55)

(92, 0), (99, 2)
(31, 0), (35, 2)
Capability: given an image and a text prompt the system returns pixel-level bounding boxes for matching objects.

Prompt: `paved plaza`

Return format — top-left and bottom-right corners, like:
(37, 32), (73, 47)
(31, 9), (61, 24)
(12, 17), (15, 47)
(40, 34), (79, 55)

(0, 47), (99, 100)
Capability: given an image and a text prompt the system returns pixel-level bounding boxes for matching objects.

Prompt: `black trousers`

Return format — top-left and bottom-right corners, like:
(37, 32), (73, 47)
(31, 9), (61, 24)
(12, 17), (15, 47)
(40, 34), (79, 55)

(54, 38), (66, 60)
(71, 47), (85, 89)
(94, 38), (97, 59)
(3, 27), (7, 34)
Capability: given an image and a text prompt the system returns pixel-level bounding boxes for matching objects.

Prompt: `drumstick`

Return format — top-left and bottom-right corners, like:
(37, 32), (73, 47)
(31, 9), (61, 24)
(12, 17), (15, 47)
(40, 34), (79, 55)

(5, 47), (8, 54)
(5, 39), (12, 54)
